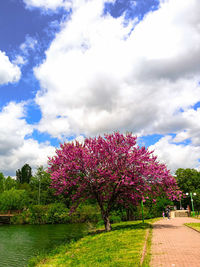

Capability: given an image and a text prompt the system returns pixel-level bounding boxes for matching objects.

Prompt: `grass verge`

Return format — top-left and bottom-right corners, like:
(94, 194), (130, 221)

(141, 225), (152, 267)
(185, 223), (200, 232)
(30, 219), (159, 267)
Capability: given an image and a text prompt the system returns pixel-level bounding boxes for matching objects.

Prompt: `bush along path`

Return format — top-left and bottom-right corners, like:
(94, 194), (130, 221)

(30, 219), (157, 267)
(151, 217), (200, 267)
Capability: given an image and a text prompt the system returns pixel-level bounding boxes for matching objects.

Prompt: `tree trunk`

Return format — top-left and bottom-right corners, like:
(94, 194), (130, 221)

(102, 212), (112, 231)
(126, 208), (130, 221)
(96, 195), (112, 231)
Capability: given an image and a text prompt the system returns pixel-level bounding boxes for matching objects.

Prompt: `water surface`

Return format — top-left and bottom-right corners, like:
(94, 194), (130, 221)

(0, 223), (88, 267)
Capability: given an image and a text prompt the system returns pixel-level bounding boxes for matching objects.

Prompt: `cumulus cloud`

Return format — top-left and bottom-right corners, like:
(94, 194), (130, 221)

(149, 136), (200, 173)
(33, 0), (200, 144)
(12, 55), (27, 66)
(173, 108), (200, 146)
(0, 51), (21, 85)
(5, 0), (200, 175)
(0, 102), (32, 155)
(20, 35), (38, 55)
(0, 102), (55, 176)
(23, 0), (72, 11)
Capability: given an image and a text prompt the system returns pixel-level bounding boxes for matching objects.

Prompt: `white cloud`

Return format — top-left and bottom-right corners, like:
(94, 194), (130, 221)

(0, 51), (21, 85)
(0, 102), (55, 176)
(0, 102), (32, 155)
(12, 55), (27, 66)
(74, 135), (85, 143)
(23, 0), (115, 13)
(33, 0), (200, 143)
(130, 1), (137, 8)
(5, 0), (200, 175)
(173, 108), (200, 146)
(20, 35), (38, 55)
(70, 135), (85, 144)
(23, 0), (72, 11)
(149, 136), (200, 173)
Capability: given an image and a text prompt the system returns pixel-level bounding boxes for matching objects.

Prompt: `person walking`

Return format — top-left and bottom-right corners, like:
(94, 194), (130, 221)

(166, 207), (170, 219)
(162, 211), (165, 219)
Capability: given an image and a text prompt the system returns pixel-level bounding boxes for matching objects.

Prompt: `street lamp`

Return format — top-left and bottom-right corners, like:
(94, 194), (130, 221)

(141, 200), (144, 224)
(186, 192), (196, 217)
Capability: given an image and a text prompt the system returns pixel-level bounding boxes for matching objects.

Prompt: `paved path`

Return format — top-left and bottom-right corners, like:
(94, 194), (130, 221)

(151, 217), (200, 267)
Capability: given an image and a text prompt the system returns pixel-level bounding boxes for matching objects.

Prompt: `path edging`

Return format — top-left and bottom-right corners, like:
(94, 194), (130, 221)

(184, 223), (200, 234)
(140, 228), (150, 266)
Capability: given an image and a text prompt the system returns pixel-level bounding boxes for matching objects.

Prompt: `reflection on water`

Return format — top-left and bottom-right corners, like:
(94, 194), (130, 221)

(0, 223), (88, 267)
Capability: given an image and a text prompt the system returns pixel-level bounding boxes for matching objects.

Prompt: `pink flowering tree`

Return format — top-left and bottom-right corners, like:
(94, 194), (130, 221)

(48, 132), (181, 231)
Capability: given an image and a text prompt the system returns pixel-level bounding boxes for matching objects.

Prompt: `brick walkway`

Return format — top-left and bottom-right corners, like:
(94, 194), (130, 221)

(151, 217), (200, 267)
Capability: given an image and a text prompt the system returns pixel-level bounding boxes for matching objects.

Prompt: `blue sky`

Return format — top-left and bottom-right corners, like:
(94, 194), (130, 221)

(0, 1), (65, 105)
(1, 0), (200, 176)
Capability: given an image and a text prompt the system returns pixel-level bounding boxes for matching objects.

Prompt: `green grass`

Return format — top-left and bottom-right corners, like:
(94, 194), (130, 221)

(185, 223), (200, 232)
(33, 219), (158, 267)
(141, 225), (153, 267)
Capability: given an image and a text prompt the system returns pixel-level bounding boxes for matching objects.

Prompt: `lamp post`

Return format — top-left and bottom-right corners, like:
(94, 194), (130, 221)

(38, 178), (41, 205)
(141, 200), (145, 224)
(180, 199), (182, 210)
(186, 192), (196, 217)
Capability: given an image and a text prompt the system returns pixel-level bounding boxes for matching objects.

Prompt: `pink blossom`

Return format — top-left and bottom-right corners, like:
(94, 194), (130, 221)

(48, 132), (181, 231)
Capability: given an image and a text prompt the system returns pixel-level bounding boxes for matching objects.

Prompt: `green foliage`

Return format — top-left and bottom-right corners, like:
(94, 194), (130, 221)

(11, 203), (71, 224)
(70, 203), (101, 223)
(30, 166), (51, 191)
(176, 168), (200, 211)
(26, 205), (49, 224)
(4, 176), (17, 190)
(119, 197), (173, 222)
(20, 203), (70, 224)
(17, 182), (31, 191)
(144, 197), (173, 218)
(11, 203), (103, 225)
(0, 172), (5, 192)
(0, 188), (29, 211)
(29, 166), (62, 205)
(0, 163), (171, 228)
(109, 208), (126, 223)
(45, 203), (71, 224)
(176, 168), (200, 192)
(16, 163), (32, 184)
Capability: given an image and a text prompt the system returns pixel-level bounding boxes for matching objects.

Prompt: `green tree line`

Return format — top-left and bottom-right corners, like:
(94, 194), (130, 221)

(0, 165), (199, 224)
(0, 164), (63, 211)
(175, 168), (200, 212)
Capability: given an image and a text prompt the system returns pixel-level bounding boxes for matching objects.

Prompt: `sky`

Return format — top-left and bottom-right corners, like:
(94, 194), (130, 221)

(1, 0), (200, 176)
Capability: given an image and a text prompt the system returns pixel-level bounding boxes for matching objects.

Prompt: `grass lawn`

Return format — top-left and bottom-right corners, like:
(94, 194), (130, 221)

(31, 219), (158, 267)
(185, 223), (200, 232)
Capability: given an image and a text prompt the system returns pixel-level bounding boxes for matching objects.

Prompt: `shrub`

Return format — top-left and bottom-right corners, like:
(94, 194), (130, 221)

(0, 189), (29, 211)
(45, 203), (70, 224)
(70, 203), (101, 223)
(11, 203), (71, 224)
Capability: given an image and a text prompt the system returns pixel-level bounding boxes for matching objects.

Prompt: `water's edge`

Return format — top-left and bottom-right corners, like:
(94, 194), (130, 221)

(0, 223), (88, 267)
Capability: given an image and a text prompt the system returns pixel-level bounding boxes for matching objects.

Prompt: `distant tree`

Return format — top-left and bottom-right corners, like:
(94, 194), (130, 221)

(175, 168), (200, 192)
(30, 166), (61, 205)
(5, 176), (17, 190)
(34, 166), (51, 190)
(0, 172), (5, 192)
(16, 169), (22, 183)
(16, 164), (32, 184)
(32, 166), (51, 204)
(175, 168), (200, 212)
(48, 132), (181, 231)
(0, 189), (29, 211)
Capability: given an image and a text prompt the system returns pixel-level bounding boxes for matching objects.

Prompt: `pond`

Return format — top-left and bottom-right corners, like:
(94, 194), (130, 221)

(0, 223), (89, 267)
